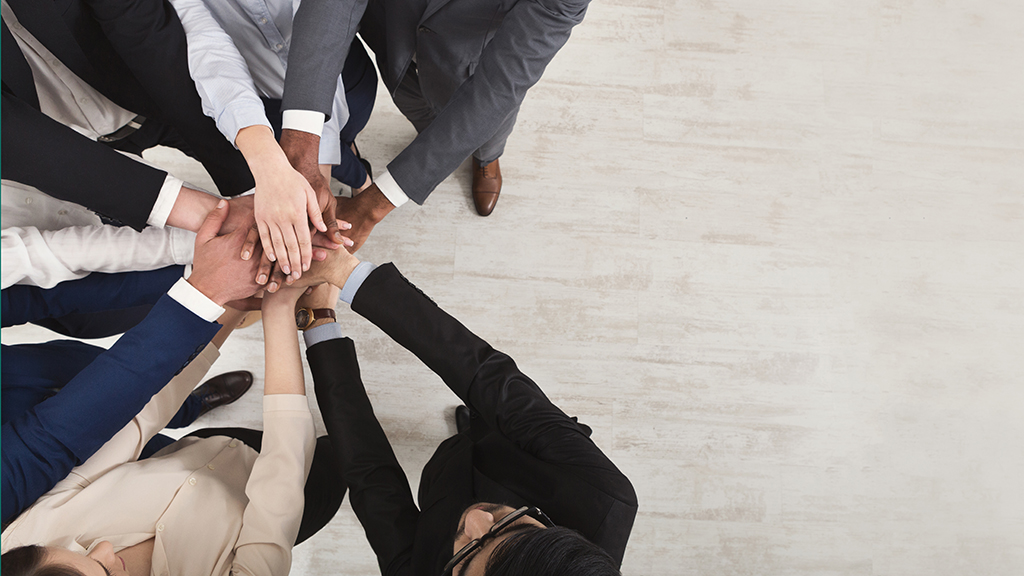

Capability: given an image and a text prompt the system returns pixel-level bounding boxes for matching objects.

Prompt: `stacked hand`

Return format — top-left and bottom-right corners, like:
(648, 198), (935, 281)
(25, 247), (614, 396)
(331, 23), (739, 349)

(186, 200), (263, 306)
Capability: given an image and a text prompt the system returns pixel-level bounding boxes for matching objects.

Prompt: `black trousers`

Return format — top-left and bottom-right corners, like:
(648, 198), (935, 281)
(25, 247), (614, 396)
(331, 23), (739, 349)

(186, 427), (346, 545)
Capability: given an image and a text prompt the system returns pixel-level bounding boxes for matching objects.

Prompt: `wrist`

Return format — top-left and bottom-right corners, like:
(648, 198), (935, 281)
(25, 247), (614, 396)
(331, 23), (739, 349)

(237, 126), (291, 176)
(357, 184), (395, 224)
(330, 257), (361, 289)
(168, 187), (219, 232)
(307, 317), (336, 330)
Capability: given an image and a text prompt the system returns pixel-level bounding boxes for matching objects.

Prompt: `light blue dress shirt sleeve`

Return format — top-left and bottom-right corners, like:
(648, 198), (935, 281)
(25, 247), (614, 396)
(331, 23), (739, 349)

(340, 262), (377, 305)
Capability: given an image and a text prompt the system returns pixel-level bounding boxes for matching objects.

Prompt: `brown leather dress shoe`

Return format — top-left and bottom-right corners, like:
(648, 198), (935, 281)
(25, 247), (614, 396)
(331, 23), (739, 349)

(472, 157), (502, 216)
(191, 370), (254, 417)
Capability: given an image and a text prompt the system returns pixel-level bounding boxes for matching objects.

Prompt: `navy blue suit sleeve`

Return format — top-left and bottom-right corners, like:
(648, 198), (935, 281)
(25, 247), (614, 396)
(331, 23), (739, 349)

(1, 293), (220, 523)
(1, 267), (183, 328)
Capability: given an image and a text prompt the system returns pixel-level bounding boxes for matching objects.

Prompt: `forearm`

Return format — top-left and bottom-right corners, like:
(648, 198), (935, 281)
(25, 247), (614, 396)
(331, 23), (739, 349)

(262, 298), (306, 396)
(236, 126), (294, 178)
(168, 0), (270, 145)
(1, 295), (220, 522)
(282, 0), (368, 116)
(307, 339), (419, 572)
(1, 267), (184, 328)
(165, 186), (220, 232)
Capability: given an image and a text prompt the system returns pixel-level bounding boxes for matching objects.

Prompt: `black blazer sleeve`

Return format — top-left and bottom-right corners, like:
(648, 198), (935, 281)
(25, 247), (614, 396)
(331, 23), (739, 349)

(351, 264), (638, 565)
(82, 0), (255, 195)
(1, 91), (168, 231)
(306, 338), (419, 576)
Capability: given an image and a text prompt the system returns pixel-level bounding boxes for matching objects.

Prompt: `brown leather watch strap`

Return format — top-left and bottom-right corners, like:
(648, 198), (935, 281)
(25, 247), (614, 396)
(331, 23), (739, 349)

(296, 307), (337, 330)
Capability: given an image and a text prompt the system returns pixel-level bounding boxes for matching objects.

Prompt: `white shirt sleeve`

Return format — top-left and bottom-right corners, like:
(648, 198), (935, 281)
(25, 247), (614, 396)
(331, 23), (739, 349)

(1, 225), (195, 290)
(167, 0), (272, 147)
(147, 175), (185, 229)
(282, 110), (326, 136)
(373, 170), (411, 208)
(318, 76), (350, 165)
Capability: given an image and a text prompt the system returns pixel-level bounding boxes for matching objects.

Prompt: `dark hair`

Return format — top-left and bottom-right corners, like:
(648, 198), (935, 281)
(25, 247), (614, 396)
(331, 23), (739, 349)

(1, 546), (88, 576)
(483, 526), (621, 576)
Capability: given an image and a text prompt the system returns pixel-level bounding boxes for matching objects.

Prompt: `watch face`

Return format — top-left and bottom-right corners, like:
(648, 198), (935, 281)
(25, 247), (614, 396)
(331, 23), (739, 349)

(295, 309), (311, 328)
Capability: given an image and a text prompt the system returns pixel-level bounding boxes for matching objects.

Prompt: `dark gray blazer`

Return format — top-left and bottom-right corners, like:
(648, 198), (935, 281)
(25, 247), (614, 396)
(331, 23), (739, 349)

(283, 0), (590, 204)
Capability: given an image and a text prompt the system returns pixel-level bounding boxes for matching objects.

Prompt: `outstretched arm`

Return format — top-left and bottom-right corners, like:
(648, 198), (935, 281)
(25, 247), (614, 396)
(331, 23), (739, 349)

(230, 285), (316, 576)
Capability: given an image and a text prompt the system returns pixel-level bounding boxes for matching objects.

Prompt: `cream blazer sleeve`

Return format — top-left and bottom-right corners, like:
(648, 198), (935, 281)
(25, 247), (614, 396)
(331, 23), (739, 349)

(230, 394), (316, 576)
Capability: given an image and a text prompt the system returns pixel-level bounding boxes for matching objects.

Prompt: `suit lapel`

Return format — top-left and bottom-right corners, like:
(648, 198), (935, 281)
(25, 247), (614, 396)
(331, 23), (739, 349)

(419, 0), (455, 25)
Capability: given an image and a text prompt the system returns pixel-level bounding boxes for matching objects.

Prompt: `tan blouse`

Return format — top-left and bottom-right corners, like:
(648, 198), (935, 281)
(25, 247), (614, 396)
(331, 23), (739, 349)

(1, 344), (316, 576)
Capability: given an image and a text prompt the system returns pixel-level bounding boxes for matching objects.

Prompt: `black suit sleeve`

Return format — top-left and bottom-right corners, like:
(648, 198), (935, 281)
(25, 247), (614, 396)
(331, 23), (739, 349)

(82, 0), (254, 195)
(1, 91), (168, 231)
(351, 264), (638, 565)
(306, 338), (418, 576)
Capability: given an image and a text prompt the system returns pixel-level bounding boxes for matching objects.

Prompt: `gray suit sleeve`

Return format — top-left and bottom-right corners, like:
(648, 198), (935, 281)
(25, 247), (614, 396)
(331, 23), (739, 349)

(282, 0), (368, 118)
(389, 0), (590, 204)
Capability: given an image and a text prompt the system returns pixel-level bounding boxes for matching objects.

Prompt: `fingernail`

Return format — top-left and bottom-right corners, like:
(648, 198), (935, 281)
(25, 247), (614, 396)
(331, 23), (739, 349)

(242, 251), (250, 260)
(285, 275), (295, 285)
(344, 239), (354, 247)
(268, 254), (276, 262)
(335, 232), (344, 242)
(217, 200), (227, 209)
(268, 282), (278, 292)
(257, 274), (267, 284)
(282, 264), (290, 275)
(303, 262), (310, 271)
(341, 222), (352, 230)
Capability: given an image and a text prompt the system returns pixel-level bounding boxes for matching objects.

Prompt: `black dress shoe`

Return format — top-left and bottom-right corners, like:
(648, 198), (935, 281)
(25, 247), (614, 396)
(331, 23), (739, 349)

(192, 371), (254, 417)
(455, 405), (473, 435)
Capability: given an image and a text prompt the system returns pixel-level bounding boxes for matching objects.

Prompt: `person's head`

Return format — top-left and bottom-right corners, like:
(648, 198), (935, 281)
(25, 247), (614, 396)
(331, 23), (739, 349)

(1, 542), (129, 576)
(446, 503), (620, 576)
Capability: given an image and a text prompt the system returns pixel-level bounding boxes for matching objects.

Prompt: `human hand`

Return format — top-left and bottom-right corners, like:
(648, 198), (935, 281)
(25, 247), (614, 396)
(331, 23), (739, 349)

(265, 228), (360, 293)
(251, 220), (353, 289)
(223, 194), (256, 235)
(186, 200), (263, 306)
(297, 282), (340, 310)
(280, 129), (345, 246)
(333, 183), (395, 253)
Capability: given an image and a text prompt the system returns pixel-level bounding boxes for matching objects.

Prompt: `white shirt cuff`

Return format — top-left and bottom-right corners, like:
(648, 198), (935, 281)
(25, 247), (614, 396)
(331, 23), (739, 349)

(168, 277), (225, 322)
(147, 175), (186, 229)
(168, 227), (197, 265)
(374, 170), (410, 208)
(282, 110), (326, 136)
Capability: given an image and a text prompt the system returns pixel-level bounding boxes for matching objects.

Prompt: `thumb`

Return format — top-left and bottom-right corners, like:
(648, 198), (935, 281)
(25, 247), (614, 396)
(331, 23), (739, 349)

(198, 199), (229, 243)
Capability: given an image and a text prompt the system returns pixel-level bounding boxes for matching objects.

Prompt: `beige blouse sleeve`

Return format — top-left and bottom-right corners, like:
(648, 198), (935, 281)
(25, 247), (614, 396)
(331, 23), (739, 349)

(230, 394), (316, 576)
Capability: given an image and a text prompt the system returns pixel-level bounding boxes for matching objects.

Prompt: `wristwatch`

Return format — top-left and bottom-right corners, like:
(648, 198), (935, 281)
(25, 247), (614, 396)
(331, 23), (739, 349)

(295, 307), (336, 330)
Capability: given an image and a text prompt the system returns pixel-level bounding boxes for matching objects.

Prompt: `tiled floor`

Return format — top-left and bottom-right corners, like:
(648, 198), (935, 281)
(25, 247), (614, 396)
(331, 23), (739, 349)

(5, 1), (1024, 574)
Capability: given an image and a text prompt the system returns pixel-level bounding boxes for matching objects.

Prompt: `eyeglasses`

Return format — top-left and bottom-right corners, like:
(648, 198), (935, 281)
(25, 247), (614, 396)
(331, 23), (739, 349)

(441, 506), (555, 576)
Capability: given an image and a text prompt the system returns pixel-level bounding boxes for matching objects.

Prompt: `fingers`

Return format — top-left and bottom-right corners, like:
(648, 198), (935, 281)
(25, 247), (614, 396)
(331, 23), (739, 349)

(306, 187), (328, 233)
(257, 220), (275, 263)
(266, 262), (290, 293)
(241, 222), (260, 261)
(197, 200), (229, 244)
(267, 225), (290, 275)
(281, 225), (303, 280)
(295, 223), (313, 274)
(255, 250), (274, 286)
